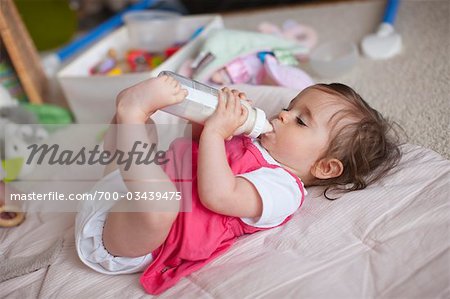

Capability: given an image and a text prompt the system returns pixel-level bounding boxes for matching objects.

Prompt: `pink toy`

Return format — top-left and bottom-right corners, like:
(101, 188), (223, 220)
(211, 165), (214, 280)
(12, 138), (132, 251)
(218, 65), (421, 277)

(261, 55), (314, 90)
(210, 54), (264, 85)
(209, 53), (313, 91)
(223, 55), (264, 85)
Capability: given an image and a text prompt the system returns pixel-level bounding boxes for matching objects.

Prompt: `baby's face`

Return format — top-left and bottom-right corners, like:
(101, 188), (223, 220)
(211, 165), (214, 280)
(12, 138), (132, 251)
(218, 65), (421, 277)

(259, 88), (347, 183)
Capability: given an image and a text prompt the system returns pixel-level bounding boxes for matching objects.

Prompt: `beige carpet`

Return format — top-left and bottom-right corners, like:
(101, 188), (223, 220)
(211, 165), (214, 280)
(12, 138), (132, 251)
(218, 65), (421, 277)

(223, 0), (449, 159)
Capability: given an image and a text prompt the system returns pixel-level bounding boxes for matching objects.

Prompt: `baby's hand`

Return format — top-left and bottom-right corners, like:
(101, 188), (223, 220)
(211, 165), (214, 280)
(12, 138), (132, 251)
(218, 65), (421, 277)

(116, 75), (188, 124)
(203, 88), (248, 140)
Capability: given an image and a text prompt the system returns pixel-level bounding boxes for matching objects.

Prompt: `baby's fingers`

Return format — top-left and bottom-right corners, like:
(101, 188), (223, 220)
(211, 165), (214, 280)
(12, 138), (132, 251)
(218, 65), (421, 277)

(217, 90), (227, 111)
(233, 90), (253, 106)
(231, 89), (247, 100)
(225, 89), (236, 111)
(240, 103), (249, 124)
(234, 96), (242, 115)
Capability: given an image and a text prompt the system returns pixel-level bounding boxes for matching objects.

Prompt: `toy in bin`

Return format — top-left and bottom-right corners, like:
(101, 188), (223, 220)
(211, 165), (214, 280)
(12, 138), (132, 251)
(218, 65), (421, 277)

(89, 45), (182, 76)
(127, 49), (166, 72)
(90, 49), (119, 75)
(88, 14), (204, 76)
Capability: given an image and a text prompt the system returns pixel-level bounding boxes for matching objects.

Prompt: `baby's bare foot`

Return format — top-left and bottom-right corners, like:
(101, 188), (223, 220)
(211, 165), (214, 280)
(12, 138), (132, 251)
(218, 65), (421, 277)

(146, 75), (188, 110)
(117, 75), (187, 123)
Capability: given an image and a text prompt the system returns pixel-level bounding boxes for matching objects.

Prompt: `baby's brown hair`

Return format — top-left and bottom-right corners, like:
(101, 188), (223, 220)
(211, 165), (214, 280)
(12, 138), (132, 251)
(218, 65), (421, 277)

(309, 83), (402, 200)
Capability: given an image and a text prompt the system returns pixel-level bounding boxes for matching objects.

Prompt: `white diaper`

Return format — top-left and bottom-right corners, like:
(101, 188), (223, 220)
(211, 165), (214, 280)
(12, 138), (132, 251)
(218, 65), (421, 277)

(74, 170), (153, 274)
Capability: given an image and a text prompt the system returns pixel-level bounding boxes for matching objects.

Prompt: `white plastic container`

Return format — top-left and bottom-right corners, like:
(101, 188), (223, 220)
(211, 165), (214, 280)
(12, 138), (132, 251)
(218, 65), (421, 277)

(57, 15), (224, 124)
(123, 10), (181, 51)
(158, 71), (273, 138)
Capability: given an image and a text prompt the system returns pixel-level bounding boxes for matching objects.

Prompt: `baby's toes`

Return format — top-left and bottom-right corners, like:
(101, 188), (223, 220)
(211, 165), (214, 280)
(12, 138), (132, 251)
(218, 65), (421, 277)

(172, 83), (181, 94)
(174, 89), (188, 102)
(169, 78), (179, 88)
(159, 75), (169, 82)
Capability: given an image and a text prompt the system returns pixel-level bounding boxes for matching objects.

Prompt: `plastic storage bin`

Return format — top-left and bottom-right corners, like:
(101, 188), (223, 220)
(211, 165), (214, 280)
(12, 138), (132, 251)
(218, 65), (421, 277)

(57, 15), (223, 123)
(123, 10), (181, 51)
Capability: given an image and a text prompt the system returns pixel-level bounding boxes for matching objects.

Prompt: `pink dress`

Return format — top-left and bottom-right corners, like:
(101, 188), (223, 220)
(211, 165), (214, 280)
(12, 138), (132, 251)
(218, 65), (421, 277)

(140, 136), (305, 294)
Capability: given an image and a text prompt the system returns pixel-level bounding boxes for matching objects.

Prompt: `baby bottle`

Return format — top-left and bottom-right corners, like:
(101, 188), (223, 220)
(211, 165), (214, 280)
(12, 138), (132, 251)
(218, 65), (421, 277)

(158, 71), (273, 138)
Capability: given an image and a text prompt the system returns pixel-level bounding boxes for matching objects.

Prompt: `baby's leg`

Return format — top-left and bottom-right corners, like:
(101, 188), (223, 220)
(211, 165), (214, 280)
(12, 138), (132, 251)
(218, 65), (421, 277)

(102, 203), (177, 257)
(102, 118), (176, 258)
(102, 115), (157, 176)
(103, 114), (119, 177)
(102, 76), (185, 258)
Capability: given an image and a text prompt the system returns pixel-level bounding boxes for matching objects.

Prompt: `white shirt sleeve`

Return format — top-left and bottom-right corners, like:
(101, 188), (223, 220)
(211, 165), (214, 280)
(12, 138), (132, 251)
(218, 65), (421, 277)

(238, 167), (305, 228)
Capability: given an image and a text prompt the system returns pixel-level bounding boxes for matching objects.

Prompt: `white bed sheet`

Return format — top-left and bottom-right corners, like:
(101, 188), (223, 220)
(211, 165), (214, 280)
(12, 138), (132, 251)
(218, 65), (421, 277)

(1, 85), (449, 298)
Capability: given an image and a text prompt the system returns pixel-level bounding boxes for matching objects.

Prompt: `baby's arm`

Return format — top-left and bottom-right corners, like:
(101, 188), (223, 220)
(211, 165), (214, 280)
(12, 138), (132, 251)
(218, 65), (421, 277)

(197, 88), (263, 218)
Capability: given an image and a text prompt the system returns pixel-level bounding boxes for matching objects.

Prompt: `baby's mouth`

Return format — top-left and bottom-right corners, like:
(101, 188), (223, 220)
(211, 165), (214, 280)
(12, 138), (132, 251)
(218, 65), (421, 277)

(269, 120), (276, 133)
(262, 123), (275, 136)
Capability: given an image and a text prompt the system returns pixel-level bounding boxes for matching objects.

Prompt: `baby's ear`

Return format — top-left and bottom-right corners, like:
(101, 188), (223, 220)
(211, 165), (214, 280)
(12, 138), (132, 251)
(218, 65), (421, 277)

(311, 158), (343, 180)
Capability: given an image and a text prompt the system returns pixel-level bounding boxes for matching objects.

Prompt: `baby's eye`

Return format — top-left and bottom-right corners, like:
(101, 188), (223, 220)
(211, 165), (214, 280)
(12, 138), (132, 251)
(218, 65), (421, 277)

(296, 117), (307, 127)
(282, 108), (289, 111)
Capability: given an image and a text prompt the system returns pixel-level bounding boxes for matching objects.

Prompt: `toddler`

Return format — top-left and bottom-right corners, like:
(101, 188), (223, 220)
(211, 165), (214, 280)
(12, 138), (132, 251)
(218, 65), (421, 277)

(75, 75), (401, 294)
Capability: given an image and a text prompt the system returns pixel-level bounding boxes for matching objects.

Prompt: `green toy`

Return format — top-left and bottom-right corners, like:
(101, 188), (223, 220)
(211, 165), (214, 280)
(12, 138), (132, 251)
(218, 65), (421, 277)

(22, 103), (73, 126)
(2, 158), (23, 182)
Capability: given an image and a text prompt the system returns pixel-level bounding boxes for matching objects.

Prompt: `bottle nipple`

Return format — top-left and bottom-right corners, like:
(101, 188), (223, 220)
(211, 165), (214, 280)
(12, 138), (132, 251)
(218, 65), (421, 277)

(262, 120), (273, 133)
(246, 107), (272, 138)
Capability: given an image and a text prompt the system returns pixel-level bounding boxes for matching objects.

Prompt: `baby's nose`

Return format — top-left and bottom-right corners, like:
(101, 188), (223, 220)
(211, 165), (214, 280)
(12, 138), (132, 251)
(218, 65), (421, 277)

(278, 110), (289, 122)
